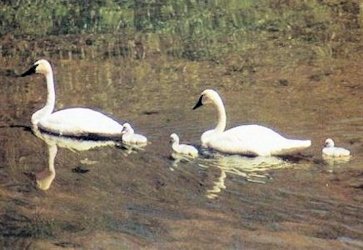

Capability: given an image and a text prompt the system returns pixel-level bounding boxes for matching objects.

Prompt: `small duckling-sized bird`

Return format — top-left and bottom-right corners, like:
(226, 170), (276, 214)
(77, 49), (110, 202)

(121, 123), (148, 146)
(170, 133), (198, 158)
(322, 138), (351, 158)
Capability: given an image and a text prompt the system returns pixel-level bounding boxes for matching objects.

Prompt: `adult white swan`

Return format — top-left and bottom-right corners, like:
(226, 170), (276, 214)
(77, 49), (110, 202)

(192, 89), (311, 156)
(20, 59), (123, 140)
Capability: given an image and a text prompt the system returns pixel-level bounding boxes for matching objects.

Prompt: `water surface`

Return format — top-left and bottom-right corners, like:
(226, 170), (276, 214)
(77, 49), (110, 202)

(0, 2), (362, 249)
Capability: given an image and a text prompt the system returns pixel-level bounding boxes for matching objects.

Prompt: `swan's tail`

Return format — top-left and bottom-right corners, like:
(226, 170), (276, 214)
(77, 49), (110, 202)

(275, 139), (311, 155)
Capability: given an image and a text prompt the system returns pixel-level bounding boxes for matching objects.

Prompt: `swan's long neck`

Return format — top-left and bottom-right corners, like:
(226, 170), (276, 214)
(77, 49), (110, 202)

(213, 96), (226, 133)
(32, 71), (56, 126)
(201, 94), (226, 147)
(45, 72), (56, 114)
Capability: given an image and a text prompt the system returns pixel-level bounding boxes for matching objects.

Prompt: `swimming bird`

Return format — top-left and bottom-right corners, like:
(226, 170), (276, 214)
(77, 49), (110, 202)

(121, 123), (148, 145)
(20, 59), (123, 140)
(322, 138), (350, 158)
(170, 133), (198, 158)
(192, 89), (311, 156)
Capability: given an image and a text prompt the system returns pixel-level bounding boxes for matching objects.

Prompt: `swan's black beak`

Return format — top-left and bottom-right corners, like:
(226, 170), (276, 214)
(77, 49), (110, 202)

(20, 64), (38, 77)
(192, 95), (204, 110)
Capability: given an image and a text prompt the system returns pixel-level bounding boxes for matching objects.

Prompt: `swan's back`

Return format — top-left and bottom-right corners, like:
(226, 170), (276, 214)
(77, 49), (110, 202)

(205, 125), (311, 156)
(38, 108), (123, 137)
(322, 147), (350, 157)
(123, 133), (148, 145)
(173, 143), (198, 157)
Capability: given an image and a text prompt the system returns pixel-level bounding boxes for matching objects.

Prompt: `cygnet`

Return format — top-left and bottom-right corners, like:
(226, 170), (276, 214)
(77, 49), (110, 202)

(322, 138), (350, 158)
(121, 123), (148, 146)
(170, 133), (198, 158)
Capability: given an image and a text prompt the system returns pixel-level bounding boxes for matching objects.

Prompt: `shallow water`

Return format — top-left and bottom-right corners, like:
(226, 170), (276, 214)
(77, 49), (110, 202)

(1, 9), (363, 250)
(0, 52), (362, 249)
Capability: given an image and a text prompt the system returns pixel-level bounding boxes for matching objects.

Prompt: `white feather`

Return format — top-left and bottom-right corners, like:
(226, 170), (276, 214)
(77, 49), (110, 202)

(22, 59), (123, 139)
(170, 133), (198, 158)
(193, 89), (311, 156)
(121, 123), (148, 145)
(322, 138), (350, 158)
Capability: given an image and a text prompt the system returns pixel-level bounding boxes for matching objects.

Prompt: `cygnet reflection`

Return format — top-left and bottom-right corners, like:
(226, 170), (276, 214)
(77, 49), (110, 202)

(322, 155), (352, 166)
(169, 152), (195, 169)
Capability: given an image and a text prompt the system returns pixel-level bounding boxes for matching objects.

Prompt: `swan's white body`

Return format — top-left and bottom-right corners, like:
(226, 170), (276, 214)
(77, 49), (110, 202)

(121, 123), (148, 145)
(202, 125), (311, 156)
(170, 133), (198, 158)
(193, 89), (311, 156)
(322, 138), (350, 158)
(37, 108), (123, 137)
(21, 59), (123, 139)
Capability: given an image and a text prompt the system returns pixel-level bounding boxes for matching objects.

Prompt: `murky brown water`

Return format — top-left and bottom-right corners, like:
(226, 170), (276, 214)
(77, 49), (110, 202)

(0, 36), (363, 249)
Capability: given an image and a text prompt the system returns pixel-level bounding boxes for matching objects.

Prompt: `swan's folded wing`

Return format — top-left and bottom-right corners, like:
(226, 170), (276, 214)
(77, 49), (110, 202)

(206, 125), (310, 156)
(323, 147), (350, 157)
(206, 128), (273, 156)
(38, 108), (123, 137)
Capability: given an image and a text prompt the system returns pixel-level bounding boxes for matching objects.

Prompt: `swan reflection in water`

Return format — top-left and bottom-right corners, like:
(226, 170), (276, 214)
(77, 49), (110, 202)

(36, 143), (57, 190)
(33, 129), (129, 190)
(197, 153), (294, 199)
(168, 146), (296, 199)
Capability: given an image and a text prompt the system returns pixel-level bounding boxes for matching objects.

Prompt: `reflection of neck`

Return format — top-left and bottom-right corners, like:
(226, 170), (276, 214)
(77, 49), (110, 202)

(172, 139), (179, 151)
(207, 168), (226, 199)
(32, 71), (55, 126)
(37, 144), (57, 191)
(213, 96), (226, 133)
(48, 144), (57, 175)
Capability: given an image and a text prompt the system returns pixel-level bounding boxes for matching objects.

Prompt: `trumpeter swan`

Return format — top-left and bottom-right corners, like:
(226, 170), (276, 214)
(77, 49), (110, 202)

(20, 59), (123, 140)
(192, 89), (311, 156)
(322, 138), (350, 158)
(121, 123), (148, 145)
(170, 133), (198, 158)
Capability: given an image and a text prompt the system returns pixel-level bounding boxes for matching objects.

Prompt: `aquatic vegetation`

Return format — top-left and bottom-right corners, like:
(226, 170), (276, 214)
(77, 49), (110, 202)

(0, 0), (360, 61)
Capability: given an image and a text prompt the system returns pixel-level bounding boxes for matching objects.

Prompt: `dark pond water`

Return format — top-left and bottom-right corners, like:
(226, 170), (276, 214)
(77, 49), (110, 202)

(1, 54), (362, 249)
(0, 2), (363, 249)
